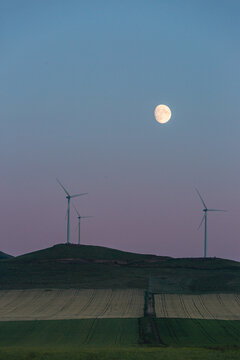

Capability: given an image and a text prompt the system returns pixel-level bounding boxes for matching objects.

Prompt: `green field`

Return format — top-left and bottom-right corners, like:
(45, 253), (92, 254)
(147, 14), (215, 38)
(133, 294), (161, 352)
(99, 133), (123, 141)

(0, 318), (240, 352)
(0, 319), (139, 347)
(157, 318), (240, 347)
(0, 347), (240, 360)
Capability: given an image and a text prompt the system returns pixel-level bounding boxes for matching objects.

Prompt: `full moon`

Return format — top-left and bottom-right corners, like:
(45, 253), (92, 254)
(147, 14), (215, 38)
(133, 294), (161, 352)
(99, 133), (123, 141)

(154, 104), (171, 124)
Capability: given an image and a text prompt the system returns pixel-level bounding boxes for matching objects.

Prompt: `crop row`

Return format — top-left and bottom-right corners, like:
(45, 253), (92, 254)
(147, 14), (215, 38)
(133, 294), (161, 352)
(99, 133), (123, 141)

(154, 293), (240, 320)
(0, 289), (144, 321)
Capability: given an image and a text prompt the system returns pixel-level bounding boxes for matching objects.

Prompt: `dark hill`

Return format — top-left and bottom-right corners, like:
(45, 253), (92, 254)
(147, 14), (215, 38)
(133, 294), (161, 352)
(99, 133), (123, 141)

(14, 243), (170, 263)
(0, 244), (239, 293)
(0, 251), (13, 260)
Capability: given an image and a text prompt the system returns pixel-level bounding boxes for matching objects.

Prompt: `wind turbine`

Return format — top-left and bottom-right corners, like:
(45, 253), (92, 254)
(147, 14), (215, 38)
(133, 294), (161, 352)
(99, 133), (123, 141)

(73, 204), (93, 245)
(56, 179), (87, 244)
(195, 188), (226, 258)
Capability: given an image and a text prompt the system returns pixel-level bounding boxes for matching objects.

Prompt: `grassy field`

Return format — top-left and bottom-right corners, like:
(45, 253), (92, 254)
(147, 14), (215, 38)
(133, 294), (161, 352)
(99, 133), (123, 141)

(0, 289), (144, 321)
(154, 293), (240, 320)
(0, 347), (239, 360)
(0, 317), (239, 349)
(0, 318), (239, 359)
(157, 318), (240, 347)
(0, 319), (139, 347)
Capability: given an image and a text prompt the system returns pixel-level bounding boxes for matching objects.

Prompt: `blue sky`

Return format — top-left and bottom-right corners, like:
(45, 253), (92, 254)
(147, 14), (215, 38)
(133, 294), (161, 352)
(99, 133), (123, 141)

(1, 0), (240, 260)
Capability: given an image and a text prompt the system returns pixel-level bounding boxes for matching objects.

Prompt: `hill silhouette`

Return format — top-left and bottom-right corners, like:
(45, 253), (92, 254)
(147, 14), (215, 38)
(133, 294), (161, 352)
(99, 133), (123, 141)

(15, 243), (170, 263)
(0, 244), (239, 293)
(0, 251), (13, 260)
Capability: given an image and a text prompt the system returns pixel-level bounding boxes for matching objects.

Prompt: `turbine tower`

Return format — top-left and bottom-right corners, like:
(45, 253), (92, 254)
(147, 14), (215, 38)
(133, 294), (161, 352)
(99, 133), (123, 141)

(195, 188), (226, 258)
(57, 179), (87, 244)
(73, 205), (92, 245)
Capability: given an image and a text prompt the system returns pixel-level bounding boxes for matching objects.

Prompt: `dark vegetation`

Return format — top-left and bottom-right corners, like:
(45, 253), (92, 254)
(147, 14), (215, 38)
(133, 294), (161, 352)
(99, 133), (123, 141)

(0, 251), (13, 260)
(0, 244), (239, 292)
(139, 316), (163, 346)
(0, 347), (240, 360)
(139, 287), (163, 346)
(15, 243), (169, 262)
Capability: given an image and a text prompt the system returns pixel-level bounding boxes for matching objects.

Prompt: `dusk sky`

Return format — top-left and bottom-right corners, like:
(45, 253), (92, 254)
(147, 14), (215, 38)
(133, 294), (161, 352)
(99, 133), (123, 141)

(1, 0), (240, 260)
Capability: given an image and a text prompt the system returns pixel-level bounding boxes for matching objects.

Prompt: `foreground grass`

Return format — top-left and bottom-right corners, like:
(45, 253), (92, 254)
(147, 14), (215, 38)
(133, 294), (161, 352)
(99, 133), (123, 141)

(157, 318), (240, 347)
(0, 347), (240, 360)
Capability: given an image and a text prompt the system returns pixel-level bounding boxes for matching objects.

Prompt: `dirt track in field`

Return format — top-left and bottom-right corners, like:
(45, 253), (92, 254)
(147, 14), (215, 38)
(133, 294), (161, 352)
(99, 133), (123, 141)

(0, 289), (144, 321)
(154, 294), (240, 320)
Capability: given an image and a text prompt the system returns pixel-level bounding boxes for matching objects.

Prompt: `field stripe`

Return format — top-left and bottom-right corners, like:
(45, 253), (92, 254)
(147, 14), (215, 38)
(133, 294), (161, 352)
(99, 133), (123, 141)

(154, 294), (240, 320)
(157, 318), (240, 347)
(0, 289), (144, 321)
(0, 318), (139, 347)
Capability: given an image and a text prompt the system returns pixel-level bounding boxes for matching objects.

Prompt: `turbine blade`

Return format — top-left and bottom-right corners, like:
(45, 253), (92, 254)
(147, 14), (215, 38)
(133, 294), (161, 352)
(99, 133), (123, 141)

(70, 193), (88, 198)
(198, 215), (205, 230)
(208, 209), (227, 212)
(56, 178), (70, 196)
(81, 216), (93, 219)
(72, 204), (80, 217)
(195, 188), (207, 209)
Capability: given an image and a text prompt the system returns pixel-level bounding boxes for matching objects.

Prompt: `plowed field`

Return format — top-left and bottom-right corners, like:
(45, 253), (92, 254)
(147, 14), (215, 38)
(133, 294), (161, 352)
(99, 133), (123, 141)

(0, 289), (144, 321)
(154, 293), (240, 320)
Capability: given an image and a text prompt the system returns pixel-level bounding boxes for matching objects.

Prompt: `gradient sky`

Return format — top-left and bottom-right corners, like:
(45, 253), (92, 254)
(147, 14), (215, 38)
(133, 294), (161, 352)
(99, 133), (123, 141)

(1, 0), (240, 260)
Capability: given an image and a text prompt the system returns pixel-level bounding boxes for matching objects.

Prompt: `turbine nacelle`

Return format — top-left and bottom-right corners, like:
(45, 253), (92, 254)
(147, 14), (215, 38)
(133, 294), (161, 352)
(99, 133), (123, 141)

(66, 194), (87, 200)
(73, 204), (92, 220)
